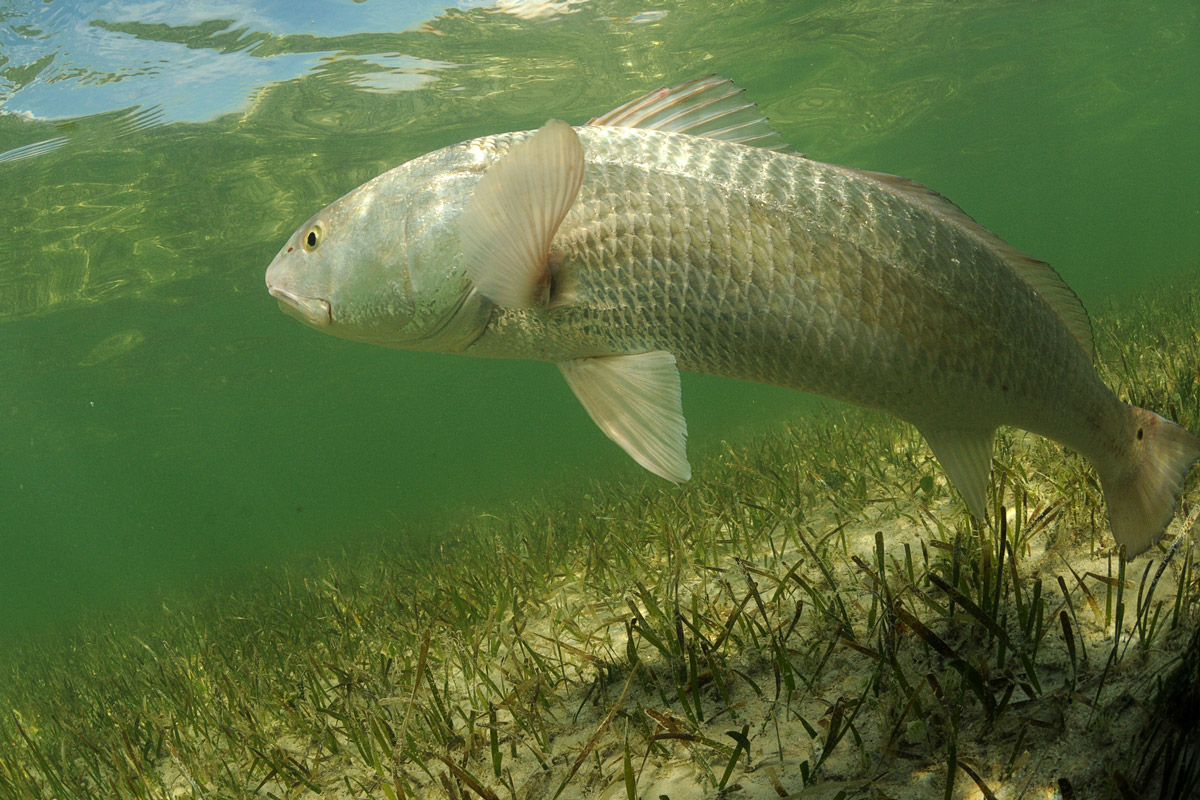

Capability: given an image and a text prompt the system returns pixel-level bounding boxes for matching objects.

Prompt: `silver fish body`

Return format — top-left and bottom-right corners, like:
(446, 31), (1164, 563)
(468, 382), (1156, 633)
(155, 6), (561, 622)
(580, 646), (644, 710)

(266, 77), (1199, 556)
(464, 126), (1099, 441)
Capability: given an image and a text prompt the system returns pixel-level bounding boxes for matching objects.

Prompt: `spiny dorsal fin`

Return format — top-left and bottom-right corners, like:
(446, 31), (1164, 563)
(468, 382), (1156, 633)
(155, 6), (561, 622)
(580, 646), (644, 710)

(848, 167), (1094, 359)
(588, 74), (792, 152)
(461, 119), (584, 308)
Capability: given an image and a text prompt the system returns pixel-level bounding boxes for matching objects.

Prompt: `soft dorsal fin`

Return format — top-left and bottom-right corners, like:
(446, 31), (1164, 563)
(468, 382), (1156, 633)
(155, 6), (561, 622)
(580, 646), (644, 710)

(588, 74), (792, 152)
(558, 351), (691, 482)
(847, 167), (1094, 359)
(461, 119), (584, 308)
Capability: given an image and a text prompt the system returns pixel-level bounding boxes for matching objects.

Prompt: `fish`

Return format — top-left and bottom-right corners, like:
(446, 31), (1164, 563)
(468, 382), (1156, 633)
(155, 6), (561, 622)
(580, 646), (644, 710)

(265, 75), (1200, 557)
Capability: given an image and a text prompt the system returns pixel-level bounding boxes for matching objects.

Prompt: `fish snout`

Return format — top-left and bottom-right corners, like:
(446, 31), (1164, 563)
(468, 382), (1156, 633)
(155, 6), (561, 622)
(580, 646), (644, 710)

(268, 284), (332, 328)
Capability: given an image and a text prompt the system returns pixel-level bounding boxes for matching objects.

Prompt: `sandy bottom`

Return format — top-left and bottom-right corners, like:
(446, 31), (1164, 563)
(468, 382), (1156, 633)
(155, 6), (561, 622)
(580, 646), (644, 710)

(170, 428), (1198, 800)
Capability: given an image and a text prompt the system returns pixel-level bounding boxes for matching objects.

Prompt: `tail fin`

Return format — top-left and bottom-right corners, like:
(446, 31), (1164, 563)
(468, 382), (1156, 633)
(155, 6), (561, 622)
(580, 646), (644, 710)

(1100, 407), (1200, 557)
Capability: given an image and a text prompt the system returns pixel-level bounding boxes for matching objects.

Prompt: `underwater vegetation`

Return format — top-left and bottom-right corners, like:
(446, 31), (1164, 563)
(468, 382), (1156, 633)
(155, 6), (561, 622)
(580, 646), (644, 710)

(1, 281), (1199, 798)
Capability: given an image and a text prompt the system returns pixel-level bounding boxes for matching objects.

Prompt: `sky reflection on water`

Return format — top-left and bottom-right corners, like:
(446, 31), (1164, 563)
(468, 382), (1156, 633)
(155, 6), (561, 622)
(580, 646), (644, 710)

(0, 0), (598, 128)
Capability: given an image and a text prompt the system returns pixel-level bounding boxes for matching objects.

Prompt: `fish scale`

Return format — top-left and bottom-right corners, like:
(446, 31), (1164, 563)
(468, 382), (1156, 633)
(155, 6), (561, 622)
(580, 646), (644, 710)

(469, 125), (1083, 435)
(266, 76), (1200, 557)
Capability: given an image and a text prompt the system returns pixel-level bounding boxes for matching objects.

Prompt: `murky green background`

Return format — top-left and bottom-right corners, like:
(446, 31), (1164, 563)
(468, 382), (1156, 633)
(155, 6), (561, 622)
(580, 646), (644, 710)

(1, 0), (1196, 645)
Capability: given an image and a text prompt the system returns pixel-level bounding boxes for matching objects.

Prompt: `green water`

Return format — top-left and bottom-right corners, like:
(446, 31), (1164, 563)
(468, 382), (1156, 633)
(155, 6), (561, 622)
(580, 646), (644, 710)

(0, 0), (1196, 645)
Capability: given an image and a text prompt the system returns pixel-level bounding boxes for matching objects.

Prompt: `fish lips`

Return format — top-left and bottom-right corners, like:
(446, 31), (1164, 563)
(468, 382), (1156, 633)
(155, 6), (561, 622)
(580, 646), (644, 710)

(268, 285), (332, 329)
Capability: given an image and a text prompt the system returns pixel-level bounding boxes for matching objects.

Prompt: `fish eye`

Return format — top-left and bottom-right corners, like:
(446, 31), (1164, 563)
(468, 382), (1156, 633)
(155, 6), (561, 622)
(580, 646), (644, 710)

(303, 223), (324, 252)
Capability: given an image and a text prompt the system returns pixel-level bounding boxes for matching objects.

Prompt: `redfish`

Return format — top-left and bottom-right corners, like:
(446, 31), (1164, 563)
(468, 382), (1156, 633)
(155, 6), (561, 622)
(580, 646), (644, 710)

(266, 76), (1199, 556)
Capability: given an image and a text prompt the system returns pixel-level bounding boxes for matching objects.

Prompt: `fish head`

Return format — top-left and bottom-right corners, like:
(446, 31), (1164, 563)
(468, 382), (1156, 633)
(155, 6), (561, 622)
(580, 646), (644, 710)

(265, 207), (341, 332)
(265, 155), (491, 351)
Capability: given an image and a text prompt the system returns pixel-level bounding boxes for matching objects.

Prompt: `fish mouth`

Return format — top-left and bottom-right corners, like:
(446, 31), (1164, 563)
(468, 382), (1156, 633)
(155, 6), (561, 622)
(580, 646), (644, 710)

(268, 285), (332, 328)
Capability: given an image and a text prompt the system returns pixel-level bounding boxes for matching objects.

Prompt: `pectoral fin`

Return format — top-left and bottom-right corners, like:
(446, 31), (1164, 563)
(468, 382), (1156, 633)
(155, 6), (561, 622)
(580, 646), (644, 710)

(461, 119), (584, 308)
(559, 352), (691, 482)
(920, 427), (995, 520)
